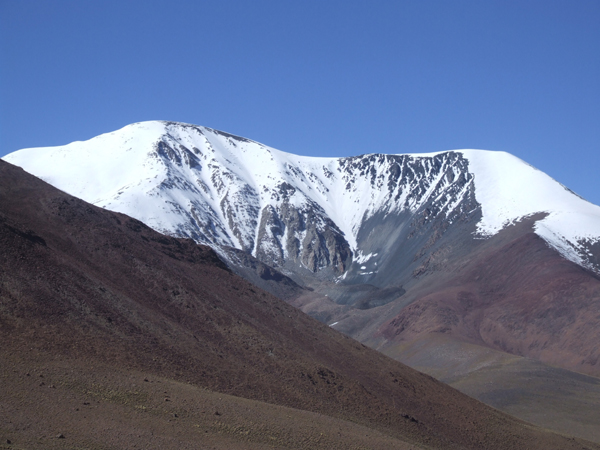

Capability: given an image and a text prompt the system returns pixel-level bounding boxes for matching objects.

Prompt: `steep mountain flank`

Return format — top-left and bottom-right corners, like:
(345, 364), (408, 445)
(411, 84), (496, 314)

(369, 216), (600, 376)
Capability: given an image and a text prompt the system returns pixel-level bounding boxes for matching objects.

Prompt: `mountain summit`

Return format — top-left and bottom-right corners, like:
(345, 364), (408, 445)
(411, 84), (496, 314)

(5, 121), (600, 276)
(5, 120), (600, 380)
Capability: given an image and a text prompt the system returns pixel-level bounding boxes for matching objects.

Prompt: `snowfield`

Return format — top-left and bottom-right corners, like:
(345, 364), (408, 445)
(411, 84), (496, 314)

(4, 120), (600, 272)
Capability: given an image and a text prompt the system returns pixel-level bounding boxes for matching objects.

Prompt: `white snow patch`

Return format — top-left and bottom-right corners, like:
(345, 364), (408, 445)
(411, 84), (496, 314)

(459, 149), (600, 268)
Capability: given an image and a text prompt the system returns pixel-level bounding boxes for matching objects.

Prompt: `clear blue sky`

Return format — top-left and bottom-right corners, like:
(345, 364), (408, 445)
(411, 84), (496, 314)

(1, 0), (599, 205)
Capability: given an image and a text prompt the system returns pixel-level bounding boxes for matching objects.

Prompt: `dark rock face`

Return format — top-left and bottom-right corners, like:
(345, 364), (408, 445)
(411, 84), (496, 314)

(331, 152), (480, 290)
(255, 198), (352, 276)
(248, 151), (480, 286)
(134, 129), (486, 286)
(246, 152), (478, 285)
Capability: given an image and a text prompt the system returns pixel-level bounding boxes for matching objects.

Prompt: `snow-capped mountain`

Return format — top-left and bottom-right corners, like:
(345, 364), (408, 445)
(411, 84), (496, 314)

(5, 121), (600, 378)
(4, 120), (600, 279)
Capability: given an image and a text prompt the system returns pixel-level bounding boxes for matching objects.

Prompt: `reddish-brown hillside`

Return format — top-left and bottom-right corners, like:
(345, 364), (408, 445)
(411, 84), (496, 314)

(375, 217), (600, 376)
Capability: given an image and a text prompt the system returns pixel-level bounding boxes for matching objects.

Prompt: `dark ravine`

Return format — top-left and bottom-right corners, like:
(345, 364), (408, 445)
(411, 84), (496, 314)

(1, 158), (598, 449)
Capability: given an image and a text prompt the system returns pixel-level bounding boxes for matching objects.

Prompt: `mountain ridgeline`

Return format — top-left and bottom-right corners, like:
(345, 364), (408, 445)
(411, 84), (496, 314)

(5, 121), (600, 380)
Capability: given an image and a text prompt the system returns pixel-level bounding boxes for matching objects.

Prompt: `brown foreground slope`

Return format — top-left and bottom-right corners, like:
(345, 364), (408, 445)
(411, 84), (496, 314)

(0, 160), (597, 450)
